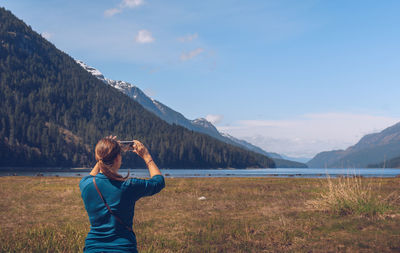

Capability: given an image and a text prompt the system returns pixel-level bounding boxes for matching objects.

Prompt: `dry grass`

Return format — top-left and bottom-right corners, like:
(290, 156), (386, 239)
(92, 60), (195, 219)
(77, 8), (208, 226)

(0, 176), (399, 252)
(308, 176), (398, 217)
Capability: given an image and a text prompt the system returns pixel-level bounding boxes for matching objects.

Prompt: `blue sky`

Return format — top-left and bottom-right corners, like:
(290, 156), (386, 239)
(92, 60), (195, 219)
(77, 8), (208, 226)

(3, 0), (400, 158)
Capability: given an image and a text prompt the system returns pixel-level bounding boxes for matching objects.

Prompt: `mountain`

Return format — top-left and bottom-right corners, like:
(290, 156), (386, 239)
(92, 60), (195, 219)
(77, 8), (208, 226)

(307, 122), (400, 168)
(77, 60), (306, 168)
(76, 60), (226, 138)
(219, 132), (281, 158)
(0, 7), (275, 169)
(76, 60), (266, 147)
(279, 155), (311, 164)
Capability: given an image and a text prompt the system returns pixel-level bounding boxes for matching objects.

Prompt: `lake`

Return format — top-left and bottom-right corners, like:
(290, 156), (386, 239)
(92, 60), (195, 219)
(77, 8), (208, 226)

(1, 168), (399, 178)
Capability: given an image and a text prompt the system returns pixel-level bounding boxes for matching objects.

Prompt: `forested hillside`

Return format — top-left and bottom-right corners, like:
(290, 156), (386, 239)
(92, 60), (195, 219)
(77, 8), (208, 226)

(0, 7), (275, 169)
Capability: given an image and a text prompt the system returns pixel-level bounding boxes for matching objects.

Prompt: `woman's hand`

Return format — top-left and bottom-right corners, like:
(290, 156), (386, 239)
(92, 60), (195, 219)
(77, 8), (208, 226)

(132, 140), (152, 163)
(132, 140), (161, 177)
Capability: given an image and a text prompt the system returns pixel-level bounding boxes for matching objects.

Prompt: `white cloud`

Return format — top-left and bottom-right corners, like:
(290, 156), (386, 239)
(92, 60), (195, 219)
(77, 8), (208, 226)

(41, 32), (52, 40)
(135, 30), (154, 44)
(205, 114), (223, 125)
(104, 8), (122, 17)
(104, 0), (144, 17)
(121, 0), (144, 8)
(178, 33), (198, 42)
(180, 48), (204, 61)
(218, 113), (400, 158)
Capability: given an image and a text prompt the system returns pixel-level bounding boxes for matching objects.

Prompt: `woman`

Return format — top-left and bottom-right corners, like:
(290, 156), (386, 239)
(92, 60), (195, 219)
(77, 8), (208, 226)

(79, 137), (165, 253)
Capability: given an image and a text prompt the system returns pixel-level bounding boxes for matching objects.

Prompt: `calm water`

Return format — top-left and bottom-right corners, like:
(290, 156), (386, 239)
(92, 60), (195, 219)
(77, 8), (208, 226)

(0, 168), (399, 178)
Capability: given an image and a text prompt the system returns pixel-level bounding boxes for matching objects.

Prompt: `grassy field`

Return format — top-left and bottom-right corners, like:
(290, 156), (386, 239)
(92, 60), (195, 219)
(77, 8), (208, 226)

(0, 176), (399, 252)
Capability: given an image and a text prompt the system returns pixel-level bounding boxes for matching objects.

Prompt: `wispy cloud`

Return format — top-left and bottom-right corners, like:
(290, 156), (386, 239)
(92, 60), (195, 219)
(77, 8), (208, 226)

(135, 30), (154, 44)
(178, 33), (198, 42)
(41, 32), (52, 40)
(180, 48), (204, 61)
(104, 0), (144, 17)
(140, 65), (159, 74)
(121, 0), (144, 8)
(206, 114), (223, 124)
(104, 8), (122, 17)
(218, 113), (400, 158)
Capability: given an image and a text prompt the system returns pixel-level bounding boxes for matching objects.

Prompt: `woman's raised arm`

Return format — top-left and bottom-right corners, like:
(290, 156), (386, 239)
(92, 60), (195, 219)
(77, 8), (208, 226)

(132, 140), (162, 178)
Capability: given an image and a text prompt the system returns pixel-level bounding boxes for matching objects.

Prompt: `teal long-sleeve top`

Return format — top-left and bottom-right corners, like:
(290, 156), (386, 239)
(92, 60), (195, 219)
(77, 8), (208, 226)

(79, 173), (165, 253)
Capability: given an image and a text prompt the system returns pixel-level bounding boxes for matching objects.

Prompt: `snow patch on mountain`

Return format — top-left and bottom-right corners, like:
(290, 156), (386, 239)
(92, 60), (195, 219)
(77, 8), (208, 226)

(76, 60), (106, 82)
(76, 60), (135, 92)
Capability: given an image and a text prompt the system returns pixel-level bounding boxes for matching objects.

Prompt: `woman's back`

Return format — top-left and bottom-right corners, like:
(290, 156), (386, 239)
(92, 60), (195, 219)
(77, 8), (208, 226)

(80, 173), (165, 253)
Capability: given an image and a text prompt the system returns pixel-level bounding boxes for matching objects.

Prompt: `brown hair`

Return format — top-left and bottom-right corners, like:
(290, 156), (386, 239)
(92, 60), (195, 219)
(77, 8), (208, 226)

(95, 138), (129, 181)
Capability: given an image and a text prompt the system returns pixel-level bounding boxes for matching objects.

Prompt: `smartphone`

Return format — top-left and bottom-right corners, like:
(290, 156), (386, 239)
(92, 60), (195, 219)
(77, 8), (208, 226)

(119, 141), (135, 151)
(119, 141), (135, 144)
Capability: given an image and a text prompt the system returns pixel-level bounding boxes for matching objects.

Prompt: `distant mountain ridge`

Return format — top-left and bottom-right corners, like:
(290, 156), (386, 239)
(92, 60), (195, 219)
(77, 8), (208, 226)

(76, 60), (307, 168)
(308, 122), (400, 168)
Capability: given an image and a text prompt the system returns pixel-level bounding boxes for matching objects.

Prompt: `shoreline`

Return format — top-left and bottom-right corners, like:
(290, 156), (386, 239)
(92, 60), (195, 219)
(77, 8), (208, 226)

(1, 167), (400, 178)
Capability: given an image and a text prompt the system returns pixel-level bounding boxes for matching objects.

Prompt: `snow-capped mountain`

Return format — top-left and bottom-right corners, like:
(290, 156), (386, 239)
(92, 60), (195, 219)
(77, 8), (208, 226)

(76, 60), (226, 138)
(76, 60), (207, 131)
(76, 60), (305, 167)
